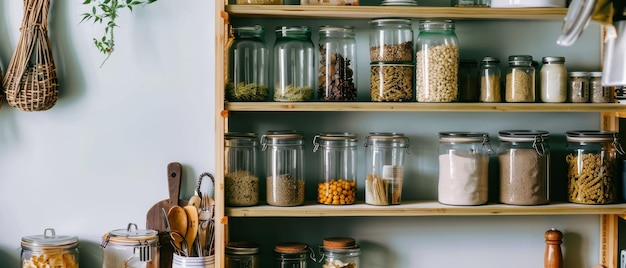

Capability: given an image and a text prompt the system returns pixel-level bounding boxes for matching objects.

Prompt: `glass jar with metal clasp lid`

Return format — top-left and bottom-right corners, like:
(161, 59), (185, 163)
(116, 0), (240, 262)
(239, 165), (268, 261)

(274, 242), (316, 268)
(566, 130), (625, 204)
(317, 237), (360, 268)
(225, 132), (260, 207)
(21, 228), (79, 268)
(101, 223), (159, 268)
(226, 242), (260, 268)
(313, 133), (358, 205)
(273, 26), (316, 102)
(261, 130), (306, 206)
(227, 25), (270, 102)
(364, 132), (410, 206)
(498, 130), (550, 205)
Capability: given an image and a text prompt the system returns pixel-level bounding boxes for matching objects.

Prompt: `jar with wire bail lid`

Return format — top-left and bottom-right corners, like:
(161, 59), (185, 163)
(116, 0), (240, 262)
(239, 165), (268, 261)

(318, 237), (360, 268)
(274, 242), (315, 268)
(21, 228), (79, 268)
(438, 132), (494, 206)
(317, 26), (357, 101)
(364, 132), (409, 205)
(505, 55), (535, 102)
(566, 130), (625, 204)
(227, 25), (269, 102)
(225, 132), (259, 207)
(261, 131), (306, 206)
(101, 223), (159, 268)
(226, 242), (260, 268)
(314, 133), (358, 205)
(273, 26), (315, 102)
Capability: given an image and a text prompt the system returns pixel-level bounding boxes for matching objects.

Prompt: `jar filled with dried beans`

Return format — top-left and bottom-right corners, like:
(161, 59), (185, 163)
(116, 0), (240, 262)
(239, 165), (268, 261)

(317, 26), (357, 101)
(368, 18), (413, 63)
(416, 20), (459, 102)
(364, 132), (409, 205)
(273, 26), (315, 102)
(505, 55), (535, 102)
(313, 133), (358, 205)
(225, 132), (259, 207)
(261, 131), (306, 206)
(227, 25), (270, 102)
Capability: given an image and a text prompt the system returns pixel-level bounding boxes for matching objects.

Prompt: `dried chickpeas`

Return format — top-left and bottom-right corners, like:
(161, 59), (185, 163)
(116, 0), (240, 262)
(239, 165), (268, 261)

(318, 179), (356, 205)
(416, 43), (459, 102)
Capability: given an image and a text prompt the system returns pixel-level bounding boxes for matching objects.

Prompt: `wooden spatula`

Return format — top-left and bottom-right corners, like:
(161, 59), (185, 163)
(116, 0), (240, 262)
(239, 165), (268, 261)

(183, 205), (199, 256)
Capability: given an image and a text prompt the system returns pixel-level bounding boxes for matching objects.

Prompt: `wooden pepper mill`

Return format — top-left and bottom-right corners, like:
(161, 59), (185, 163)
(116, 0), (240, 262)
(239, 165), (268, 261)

(545, 228), (563, 268)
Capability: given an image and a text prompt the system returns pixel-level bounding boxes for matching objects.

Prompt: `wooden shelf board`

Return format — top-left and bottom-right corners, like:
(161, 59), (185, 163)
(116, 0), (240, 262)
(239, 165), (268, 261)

(226, 201), (626, 217)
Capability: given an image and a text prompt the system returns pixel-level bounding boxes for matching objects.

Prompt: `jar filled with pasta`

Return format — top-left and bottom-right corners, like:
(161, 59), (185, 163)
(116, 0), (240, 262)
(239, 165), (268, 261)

(318, 237), (360, 268)
(21, 228), (79, 268)
(261, 131), (306, 206)
(416, 20), (459, 102)
(364, 132), (409, 205)
(566, 130), (624, 204)
(273, 26), (315, 101)
(370, 63), (414, 102)
(313, 133), (358, 205)
(227, 25), (270, 102)
(225, 132), (259, 207)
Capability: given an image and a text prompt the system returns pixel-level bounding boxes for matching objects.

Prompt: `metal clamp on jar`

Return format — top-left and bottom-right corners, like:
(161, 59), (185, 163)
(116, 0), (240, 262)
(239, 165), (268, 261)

(21, 228), (79, 268)
(101, 223), (159, 268)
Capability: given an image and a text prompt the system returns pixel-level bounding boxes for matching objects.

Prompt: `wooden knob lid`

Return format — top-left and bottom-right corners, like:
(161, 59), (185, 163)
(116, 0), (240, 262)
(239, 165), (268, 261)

(323, 237), (356, 249)
(544, 228), (563, 268)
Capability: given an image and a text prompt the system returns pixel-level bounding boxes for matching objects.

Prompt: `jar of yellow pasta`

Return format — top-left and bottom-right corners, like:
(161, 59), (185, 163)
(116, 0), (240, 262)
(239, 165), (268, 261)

(566, 130), (625, 204)
(21, 228), (79, 268)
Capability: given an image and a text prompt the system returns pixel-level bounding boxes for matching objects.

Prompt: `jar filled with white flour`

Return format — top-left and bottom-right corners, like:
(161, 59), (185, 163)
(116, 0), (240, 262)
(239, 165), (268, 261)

(438, 132), (493, 205)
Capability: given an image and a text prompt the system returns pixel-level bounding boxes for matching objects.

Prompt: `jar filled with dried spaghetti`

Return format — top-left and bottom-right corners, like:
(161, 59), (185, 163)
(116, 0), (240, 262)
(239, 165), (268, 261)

(364, 132), (409, 205)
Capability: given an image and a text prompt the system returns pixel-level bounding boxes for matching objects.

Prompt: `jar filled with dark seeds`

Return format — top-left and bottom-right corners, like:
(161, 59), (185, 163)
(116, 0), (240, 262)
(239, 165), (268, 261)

(317, 26), (357, 101)
(261, 131), (306, 206)
(369, 18), (413, 63)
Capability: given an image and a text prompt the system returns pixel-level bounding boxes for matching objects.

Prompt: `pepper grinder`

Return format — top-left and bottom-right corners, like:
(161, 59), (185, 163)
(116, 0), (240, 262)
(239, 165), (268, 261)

(544, 228), (563, 268)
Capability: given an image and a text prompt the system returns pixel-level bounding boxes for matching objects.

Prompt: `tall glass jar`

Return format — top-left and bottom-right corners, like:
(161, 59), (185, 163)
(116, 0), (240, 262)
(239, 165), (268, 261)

(479, 56), (502, 102)
(505, 55), (535, 102)
(540, 56), (567, 103)
(261, 131), (306, 206)
(273, 26), (315, 102)
(318, 26), (357, 101)
(589, 72), (612, 103)
(318, 237), (360, 268)
(227, 25), (270, 102)
(226, 242), (260, 268)
(566, 131), (625, 204)
(101, 223), (159, 268)
(368, 18), (413, 63)
(415, 20), (460, 102)
(21, 228), (79, 268)
(225, 132), (259, 207)
(568, 71), (590, 103)
(364, 132), (409, 205)
(459, 59), (479, 102)
(438, 132), (493, 206)
(313, 133), (358, 205)
(498, 130), (550, 205)
(274, 242), (313, 268)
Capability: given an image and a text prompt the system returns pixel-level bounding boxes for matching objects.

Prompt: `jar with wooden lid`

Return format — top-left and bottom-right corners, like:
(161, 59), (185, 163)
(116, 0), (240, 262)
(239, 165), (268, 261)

(21, 228), (79, 268)
(273, 26), (315, 101)
(317, 26), (357, 101)
(364, 132), (409, 205)
(226, 242), (260, 268)
(227, 25), (269, 102)
(505, 55), (535, 102)
(261, 131), (305, 206)
(566, 130), (625, 204)
(313, 133), (358, 205)
(101, 223), (159, 268)
(568, 71), (589, 103)
(589, 72), (612, 103)
(479, 56), (502, 102)
(318, 237), (360, 268)
(274, 242), (314, 268)
(225, 132), (259, 207)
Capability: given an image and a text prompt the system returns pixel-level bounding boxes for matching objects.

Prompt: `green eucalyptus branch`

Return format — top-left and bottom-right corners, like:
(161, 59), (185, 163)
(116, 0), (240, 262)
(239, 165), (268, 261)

(80, 0), (157, 66)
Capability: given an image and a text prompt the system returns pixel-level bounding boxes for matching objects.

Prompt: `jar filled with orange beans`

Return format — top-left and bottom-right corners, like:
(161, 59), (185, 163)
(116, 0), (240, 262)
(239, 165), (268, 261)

(313, 133), (358, 205)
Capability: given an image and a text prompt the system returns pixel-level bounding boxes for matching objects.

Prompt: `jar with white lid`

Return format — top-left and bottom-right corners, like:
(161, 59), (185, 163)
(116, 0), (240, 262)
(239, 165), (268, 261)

(540, 56), (567, 103)
(505, 55), (535, 102)
(313, 133), (358, 205)
(227, 25), (269, 102)
(101, 223), (159, 268)
(368, 18), (413, 63)
(318, 237), (360, 268)
(225, 132), (259, 207)
(568, 71), (589, 103)
(274, 242), (314, 268)
(273, 26), (315, 102)
(566, 130), (625, 204)
(261, 131), (306, 206)
(438, 132), (493, 205)
(479, 56), (502, 102)
(317, 26), (357, 101)
(364, 132), (409, 205)
(589, 72), (612, 103)
(416, 20), (460, 102)
(21, 228), (79, 268)
(226, 242), (260, 268)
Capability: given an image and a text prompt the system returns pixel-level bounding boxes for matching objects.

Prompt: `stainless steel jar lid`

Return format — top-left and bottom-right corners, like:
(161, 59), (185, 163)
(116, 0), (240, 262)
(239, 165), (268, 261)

(226, 241), (260, 255)
(498, 130), (549, 141)
(439, 131), (488, 142)
(21, 228), (78, 248)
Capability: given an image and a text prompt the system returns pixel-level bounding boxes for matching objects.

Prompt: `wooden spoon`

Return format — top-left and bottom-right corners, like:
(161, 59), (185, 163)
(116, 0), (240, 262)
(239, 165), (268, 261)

(167, 205), (188, 250)
(184, 205), (199, 256)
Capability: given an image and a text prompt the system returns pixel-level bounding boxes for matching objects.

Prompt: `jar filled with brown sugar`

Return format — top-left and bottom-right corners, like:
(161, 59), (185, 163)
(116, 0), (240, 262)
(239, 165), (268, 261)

(505, 55), (535, 102)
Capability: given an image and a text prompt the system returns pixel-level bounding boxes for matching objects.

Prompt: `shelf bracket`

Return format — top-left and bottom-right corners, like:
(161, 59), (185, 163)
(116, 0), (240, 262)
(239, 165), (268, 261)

(600, 214), (619, 268)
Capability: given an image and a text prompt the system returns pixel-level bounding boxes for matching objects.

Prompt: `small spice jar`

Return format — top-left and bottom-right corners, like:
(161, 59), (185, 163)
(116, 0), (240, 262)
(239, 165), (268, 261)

(318, 237), (360, 268)
(505, 55), (535, 102)
(101, 223), (159, 268)
(589, 72), (612, 103)
(498, 130), (550, 205)
(227, 25), (270, 102)
(416, 20), (460, 102)
(225, 132), (260, 207)
(21, 228), (79, 268)
(364, 132), (409, 205)
(568, 71), (589, 103)
(438, 132), (493, 206)
(459, 59), (480, 102)
(273, 26), (315, 102)
(261, 131), (306, 206)
(539, 56), (567, 103)
(479, 56), (502, 102)
(369, 18), (413, 63)
(313, 133), (358, 205)
(370, 63), (414, 102)
(274, 242), (314, 268)
(317, 26), (357, 101)
(226, 242), (260, 268)
(566, 130), (625, 204)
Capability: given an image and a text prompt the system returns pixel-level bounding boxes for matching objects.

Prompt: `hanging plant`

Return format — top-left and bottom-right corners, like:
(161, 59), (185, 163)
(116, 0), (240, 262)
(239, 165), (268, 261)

(81, 0), (157, 66)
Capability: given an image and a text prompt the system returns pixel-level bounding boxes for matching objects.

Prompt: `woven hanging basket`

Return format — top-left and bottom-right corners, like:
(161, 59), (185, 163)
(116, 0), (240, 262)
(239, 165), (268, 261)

(2, 0), (58, 112)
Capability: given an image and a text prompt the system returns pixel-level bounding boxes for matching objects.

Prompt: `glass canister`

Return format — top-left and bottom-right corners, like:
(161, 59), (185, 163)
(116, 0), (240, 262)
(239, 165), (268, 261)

(274, 242), (314, 268)
(540, 56), (567, 103)
(101, 223), (159, 268)
(226, 242), (260, 268)
(415, 20), (460, 102)
(225, 132), (259, 207)
(368, 18), (413, 63)
(498, 130), (550, 205)
(273, 26), (315, 102)
(317, 26), (357, 101)
(459, 59), (479, 102)
(438, 132), (493, 206)
(479, 56), (502, 102)
(370, 63), (414, 102)
(566, 130), (625, 204)
(364, 132), (409, 205)
(568, 71), (589, 103)
(313, 133), (358, 205)
(318, 237), (360, 268)
(21, 228), (79, 268)
(261, 131), (306, 206)
(589, 72), (612, 103)
(505, 55), (535, 102)
(226, 25), (270, 102)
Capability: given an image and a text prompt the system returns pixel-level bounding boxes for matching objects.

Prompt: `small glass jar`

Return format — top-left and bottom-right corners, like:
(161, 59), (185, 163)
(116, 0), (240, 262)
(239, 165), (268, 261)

(313, 133), (358, 205)
(566, 131), (625, 204)
(505, 55), (535, 102)
(540, 56), (567, 103)
(438, 132), (493, 206)
(459, 59), (480, 102)
(274, 242), (313, 268)
(273, 26), (315, 102)
(589, 72), (612, 103)
(227, 25), (270, 102)
(479, 56), (502, 102)
(368, 18), (413, 63)
(226, 242), (260, 268)
(568, 71), (589, 103)
(21, 228), (79, 268)
(370, 63), (413, 102)
(416, 20), (460, 102)
(261, 131), (306, 206)
(318, 237), (360, 268)
(225, 132), (259, 207)
(364, 132), (409, 205)
(101, 223), (159, 268)
(317, 26), (357, 101)
(498, 130), (550, 205)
